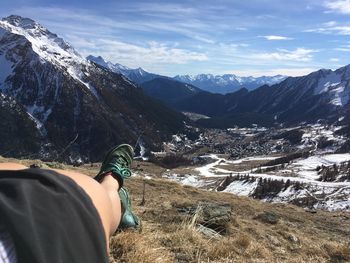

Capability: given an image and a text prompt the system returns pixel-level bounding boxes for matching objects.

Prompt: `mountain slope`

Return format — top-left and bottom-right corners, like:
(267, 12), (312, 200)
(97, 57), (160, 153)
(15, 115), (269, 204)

(141, 77), (202, 105)
(0, 15), (186, 161)
(0, 93), (41, 156)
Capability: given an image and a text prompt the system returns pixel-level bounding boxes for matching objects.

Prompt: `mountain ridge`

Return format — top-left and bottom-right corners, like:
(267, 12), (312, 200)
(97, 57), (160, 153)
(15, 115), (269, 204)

(141, 77), (202, 105)
(87, 55), (287, 93)
(87, 55), (164, 85)
(174, 73), (287, 94)
(0, 15), (187, 161)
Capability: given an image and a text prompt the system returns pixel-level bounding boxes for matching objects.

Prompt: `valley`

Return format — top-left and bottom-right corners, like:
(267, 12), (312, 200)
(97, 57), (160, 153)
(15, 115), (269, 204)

(136, 124), (350, 212)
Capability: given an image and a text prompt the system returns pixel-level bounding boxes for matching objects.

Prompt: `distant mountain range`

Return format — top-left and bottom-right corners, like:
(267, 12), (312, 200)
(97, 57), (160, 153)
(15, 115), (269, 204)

(87, 55), (287, 94)
(0, 15), (187, 160)
(88, 55), (350, 128)
(172, 66), (350, 127)
(173, 74), (287, 94)
(87, 55), (163, 85)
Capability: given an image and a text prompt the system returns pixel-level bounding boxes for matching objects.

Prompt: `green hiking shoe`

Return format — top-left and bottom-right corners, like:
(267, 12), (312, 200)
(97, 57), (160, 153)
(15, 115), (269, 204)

(118, 187), (141, 230)
(95, 144), (134, 187)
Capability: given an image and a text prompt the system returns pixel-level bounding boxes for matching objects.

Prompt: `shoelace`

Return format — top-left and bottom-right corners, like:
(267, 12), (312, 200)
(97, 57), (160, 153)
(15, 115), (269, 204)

(109, 156), (132, 178)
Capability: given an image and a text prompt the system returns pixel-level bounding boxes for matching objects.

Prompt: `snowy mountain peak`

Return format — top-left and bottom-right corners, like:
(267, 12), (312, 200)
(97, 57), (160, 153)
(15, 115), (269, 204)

(87, 55), (131, 74)
(0, 15), (85, 66)
(87, 55), (160, 84)
(87, 55), (106, 65)
(3, 15), (37, 29)
(136, 67), (146, 75)
(0, 14), (94, 97)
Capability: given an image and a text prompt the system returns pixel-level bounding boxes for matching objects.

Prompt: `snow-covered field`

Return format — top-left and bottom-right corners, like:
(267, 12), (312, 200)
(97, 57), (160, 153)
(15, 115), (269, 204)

(166, 153), (350, 211)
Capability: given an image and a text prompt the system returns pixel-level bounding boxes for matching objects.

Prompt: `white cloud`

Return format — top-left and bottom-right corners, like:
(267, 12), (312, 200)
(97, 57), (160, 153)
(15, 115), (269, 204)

(74, 37), (208, 68)
(304, 22), (350, 35)
(236, 27), (248, 31)
(334, 43), (350, 51)
(14, 6), (216, 44)
(324, 0), (350, 14)
(126, 3), (196, 15)
(224, 68), (317, 77)
(192, 35), (216, 44)
(323, 21), (338, 27)
(330, 25), (350, 34)
(330, 58), (340, 61)
(253, 48), (317, 62)
(261, 35), (293, 40)
(335, 46), (350, 51)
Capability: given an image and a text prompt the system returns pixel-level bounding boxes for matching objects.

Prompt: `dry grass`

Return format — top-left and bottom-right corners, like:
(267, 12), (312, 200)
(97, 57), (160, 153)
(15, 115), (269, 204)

(112, 176), (350, 263)
(109, 226), (173, 263)
(1, 157), (350, 262)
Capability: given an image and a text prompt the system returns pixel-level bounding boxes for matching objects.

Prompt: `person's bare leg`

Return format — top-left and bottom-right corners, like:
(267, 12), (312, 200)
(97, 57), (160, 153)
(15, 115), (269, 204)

(0, 163), (122, 248)
(0, 163), (27, 170)
(51, 169), (122, 235)
(98, 174), (122, 233)
(50, 169), (122, 240)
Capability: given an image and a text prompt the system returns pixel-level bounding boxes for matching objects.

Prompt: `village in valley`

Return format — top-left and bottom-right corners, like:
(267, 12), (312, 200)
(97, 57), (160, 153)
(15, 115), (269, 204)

(134, 123), (350, 212)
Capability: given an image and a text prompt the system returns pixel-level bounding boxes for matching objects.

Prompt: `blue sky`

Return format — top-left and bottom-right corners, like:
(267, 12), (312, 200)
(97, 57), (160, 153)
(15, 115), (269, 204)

(1, 0), (350, 77)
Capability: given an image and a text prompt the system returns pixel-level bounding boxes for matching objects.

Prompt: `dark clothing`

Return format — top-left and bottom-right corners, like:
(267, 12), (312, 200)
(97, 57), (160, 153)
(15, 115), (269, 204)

(0, 168), (108, 263)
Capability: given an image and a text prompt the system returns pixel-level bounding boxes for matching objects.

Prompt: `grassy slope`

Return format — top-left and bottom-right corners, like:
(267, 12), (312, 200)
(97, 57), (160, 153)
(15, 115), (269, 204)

(1, 157), (350, 263)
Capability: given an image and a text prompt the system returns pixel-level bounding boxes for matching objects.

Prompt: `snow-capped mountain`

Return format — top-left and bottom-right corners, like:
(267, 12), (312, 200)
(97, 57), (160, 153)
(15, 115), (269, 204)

(0, 15), (186, 160)
(174, 74), (287, 94)
(87, 55), (162, 84)
(86, 55), (130, 75)
(0, 15), (89, 86)
(88, 55), (286, 94)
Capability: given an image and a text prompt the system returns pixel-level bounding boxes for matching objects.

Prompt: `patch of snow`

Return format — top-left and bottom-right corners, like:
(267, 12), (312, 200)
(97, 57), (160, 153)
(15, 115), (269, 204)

(42, 108), (52, 121)
(223, 180), (258, 196)
(313, 70), (350, 106)
(26, 110), (47, 136)
(164, 173), (204, 187)
(314, 71), (341, 94)
(0, 41), (14, 87)
(181, 175), (203, 187)
(172, 135), (182, 142)
(136, 141), (149, 161)
(195, 154), (225, 177)
(293, 153), (350, 179)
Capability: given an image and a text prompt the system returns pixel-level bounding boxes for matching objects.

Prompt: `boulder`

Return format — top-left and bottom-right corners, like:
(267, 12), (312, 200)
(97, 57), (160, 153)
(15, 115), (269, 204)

(254, 211), (280, 224)
(177, 202), (232, 233)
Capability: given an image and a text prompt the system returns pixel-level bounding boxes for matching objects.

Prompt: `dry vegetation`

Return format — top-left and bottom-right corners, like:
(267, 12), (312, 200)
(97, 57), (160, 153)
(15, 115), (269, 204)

(112, 177), (350, 263)
(1, 157), (350, 263)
